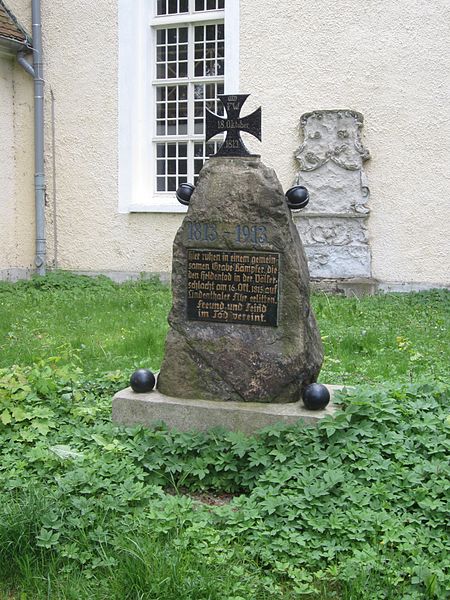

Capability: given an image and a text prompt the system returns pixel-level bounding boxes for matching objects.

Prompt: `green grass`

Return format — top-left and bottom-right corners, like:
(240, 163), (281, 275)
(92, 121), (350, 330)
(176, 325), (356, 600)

(0, 272), (171, 374)
(315, 289), (449, 384)
(0, 271), (448, 383)
(0, 272), (449, 599)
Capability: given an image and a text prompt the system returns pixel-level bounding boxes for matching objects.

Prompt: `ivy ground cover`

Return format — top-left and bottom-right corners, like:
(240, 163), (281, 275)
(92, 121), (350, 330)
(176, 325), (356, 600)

(0, 274), (449, 598)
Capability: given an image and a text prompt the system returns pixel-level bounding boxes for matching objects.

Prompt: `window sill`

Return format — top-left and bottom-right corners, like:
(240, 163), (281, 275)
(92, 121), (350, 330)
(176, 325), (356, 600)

(128, 201), (188, 213)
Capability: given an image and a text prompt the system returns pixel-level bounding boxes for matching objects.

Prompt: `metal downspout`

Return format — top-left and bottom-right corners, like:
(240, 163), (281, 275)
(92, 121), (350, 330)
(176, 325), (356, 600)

(32, 0), (46, 275)
(17, 50), (34, 77)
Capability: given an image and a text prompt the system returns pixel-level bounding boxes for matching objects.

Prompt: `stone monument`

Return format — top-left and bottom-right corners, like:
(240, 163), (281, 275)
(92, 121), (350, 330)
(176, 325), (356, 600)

(158, 94), (323, 402)
(113, 95), (334, 433)
(293, 110), (373, 290)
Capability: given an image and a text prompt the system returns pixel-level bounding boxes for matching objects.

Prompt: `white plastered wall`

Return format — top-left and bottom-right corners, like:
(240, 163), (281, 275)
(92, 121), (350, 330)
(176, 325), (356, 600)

(3, 0), (450, 286)
(239, 0), (450, 286)
(0, 47), (34, 279)
(0, 55), (15, 270)
(7, 0), (181, 278)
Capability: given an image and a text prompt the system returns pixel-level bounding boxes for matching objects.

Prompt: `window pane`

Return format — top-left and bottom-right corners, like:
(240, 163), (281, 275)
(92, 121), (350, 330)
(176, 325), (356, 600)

(153, 17), (225, 195)
(157, 0), (188, 16)
(179, 45), (187, 61)
(195, 0), (225, 11)
(167, 28), (177, 44)
(157, 1), (166, 16)
(179, 28), (188, 43)
(157, 46), (166, 62)
(178, 103), (187, 118)
(194, 84), (204, 99)
(179, 62), (188, 78)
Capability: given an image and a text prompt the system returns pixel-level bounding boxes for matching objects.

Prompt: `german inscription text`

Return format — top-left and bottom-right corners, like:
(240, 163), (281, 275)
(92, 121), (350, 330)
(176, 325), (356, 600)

(187, 249), (279, 326)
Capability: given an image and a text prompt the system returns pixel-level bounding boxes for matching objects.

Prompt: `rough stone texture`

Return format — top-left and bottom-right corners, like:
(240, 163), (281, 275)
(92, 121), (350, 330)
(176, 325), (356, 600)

(310, 277), (379, 297)
(113, 384), (339, 434)
(157, 156), (323, 404)
(293, 110), (371, 280)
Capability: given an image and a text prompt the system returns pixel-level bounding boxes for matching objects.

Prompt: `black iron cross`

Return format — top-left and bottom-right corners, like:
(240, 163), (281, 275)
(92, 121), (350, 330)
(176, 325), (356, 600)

(205, 94), (262, 157)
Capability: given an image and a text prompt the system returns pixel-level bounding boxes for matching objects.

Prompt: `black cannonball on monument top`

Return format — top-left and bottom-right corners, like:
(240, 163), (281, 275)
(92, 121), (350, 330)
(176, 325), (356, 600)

(302, 383), (330, 410)
(130, 369), (156, 393)
(285, 185), (309, 210)
(176, 183), (195, 206)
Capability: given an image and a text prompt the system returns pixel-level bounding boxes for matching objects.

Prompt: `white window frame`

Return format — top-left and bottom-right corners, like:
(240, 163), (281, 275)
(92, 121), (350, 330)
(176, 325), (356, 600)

(118, 0), (240, 213)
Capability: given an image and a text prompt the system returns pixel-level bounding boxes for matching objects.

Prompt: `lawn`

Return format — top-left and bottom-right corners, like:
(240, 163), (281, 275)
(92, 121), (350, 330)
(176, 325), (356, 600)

(0, 273), (449, 599)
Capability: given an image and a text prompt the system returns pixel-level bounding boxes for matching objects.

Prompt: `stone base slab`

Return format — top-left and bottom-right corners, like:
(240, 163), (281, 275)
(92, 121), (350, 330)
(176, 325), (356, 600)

(112, 385), (341, 434)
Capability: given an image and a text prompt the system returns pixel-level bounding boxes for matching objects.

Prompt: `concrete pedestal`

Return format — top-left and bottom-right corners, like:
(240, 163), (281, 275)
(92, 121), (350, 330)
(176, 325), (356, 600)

(112, 385), (340, 434)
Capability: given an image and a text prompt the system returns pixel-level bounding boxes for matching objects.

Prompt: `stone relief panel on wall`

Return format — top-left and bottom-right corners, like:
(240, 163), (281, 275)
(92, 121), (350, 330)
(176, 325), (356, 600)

(294, 110), (372, 279)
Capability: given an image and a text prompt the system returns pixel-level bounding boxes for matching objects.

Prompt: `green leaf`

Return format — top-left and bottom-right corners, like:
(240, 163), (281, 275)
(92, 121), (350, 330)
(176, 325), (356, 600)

(0, 409), (12, 425)
(12, 406), (28, 422)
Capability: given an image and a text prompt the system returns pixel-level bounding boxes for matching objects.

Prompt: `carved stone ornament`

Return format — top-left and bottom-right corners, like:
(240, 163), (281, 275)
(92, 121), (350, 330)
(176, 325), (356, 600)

(294, 110), (372, 279)
(296, 110), (369, 170)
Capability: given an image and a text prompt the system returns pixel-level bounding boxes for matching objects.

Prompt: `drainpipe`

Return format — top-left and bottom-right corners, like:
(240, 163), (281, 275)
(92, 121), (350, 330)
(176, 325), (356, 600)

(32, 0), (46, 275)
(17, 1), (46, 275)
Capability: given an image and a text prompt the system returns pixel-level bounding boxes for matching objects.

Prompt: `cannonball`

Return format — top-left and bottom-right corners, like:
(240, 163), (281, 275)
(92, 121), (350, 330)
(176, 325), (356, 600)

(302, 383), (330, 410)
(176, 183), (195, 206)
(130, 369), (156, 393)
(285, 185), (309, 210)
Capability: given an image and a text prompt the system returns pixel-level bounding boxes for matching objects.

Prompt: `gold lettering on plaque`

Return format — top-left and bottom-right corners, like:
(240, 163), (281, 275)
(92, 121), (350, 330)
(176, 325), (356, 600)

(186, 250), (279, 327)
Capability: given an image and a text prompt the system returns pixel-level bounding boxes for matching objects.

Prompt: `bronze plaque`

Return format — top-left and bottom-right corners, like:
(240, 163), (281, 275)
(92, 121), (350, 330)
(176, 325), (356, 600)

(187, 249), (279, 326)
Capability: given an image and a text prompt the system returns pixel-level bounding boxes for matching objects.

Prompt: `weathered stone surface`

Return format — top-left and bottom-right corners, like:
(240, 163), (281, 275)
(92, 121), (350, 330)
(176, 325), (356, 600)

(304, 245), (371, 279)
(112, 384), (339, 434)
(293, 109), (371, 280)
(157, 156), (323, 403)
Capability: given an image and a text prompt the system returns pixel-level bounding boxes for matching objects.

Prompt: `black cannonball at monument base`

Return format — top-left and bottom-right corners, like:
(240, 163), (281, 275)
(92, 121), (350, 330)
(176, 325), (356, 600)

(130, 369), (156, 393)
(302, 383), (330, 410)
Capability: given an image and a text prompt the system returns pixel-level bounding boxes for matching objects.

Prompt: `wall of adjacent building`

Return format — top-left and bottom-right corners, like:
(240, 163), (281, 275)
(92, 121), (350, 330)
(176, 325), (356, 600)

(0, 49), (34, 279)
(3, 0), (449, 287)
(239, 0), (450, 287)
(0, 55), (15, 272)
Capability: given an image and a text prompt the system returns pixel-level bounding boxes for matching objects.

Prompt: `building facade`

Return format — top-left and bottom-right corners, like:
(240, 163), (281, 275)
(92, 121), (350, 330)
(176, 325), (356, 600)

(1, 0), (449, 290)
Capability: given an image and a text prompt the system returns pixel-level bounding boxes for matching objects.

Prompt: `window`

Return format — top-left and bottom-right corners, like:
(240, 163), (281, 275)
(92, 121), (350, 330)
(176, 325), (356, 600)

(118, 0), (239, 213)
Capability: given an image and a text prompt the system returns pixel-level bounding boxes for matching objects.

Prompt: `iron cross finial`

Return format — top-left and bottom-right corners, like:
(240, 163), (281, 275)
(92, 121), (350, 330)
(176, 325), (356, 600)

(205, 94), (262, 157)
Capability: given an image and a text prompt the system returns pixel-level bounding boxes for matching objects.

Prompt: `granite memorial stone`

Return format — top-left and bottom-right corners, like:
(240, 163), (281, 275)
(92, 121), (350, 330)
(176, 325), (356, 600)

(156, 95), (323, 403)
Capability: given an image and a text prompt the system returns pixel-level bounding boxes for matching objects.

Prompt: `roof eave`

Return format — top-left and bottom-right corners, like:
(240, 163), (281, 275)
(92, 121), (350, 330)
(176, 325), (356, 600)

(0, 35), (27, 55)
